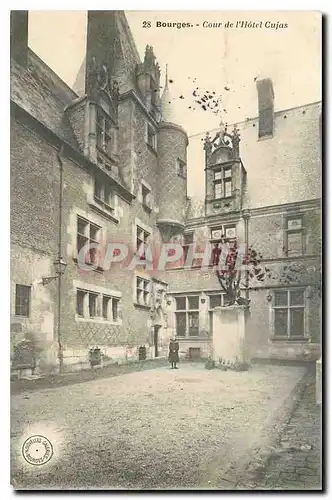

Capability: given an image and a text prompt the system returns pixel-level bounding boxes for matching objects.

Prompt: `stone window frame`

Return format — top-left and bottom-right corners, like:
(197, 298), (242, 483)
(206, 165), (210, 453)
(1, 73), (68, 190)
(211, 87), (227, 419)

(139, 180), (153, 213)
(94, 173), (115, 213)
(146, 123), (157, 151)
(134, 218), (153, 262)
(96, 105), (113, 156)
(177, 158), (187, 179)
(75, 284), (122, 324)
(270, 287), (309, 341)
(135, 275), (152, 309)
(77, 215), (102, 267)
(283, 213), (306, 257)
(213, 165), (233, 199)
(175, 295), (200, 338)
(14, 284), (31, 317)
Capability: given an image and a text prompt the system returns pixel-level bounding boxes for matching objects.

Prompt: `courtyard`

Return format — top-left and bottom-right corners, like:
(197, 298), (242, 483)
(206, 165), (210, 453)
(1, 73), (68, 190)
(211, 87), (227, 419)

(11, 363), (317, 490)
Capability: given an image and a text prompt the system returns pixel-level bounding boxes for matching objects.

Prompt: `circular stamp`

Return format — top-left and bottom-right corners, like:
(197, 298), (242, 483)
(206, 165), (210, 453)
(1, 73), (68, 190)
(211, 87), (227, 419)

(22, 435), (53, 466)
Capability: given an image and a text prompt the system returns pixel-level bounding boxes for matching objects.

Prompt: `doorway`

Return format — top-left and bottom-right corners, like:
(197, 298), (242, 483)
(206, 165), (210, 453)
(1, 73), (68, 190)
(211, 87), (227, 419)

(154, 325), (160, 358)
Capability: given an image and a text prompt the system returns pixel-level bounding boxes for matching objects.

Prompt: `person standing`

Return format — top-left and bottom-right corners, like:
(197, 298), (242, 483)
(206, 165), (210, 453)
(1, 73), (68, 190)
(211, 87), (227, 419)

(168, 337), (179, 369)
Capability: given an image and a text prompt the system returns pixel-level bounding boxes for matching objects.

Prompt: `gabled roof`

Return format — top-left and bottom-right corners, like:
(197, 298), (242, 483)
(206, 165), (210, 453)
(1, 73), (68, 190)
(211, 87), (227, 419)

(11, 49), (81, 151)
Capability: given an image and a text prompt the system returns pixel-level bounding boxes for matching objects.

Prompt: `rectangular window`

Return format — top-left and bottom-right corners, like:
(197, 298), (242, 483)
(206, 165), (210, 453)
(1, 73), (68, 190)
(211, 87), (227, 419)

(177, 159), (187, 179)
(285, 216), (304, 256)
(272, 289), (306, 339)
(15, 285), (31, 317)
(102, 295), (119, 321)
(77, 290), (120, 322)
(77, 216), (101, 265)
(136, 277), (151, 306)
(96, 108), (112, 155)
(175, 295), (200, 337)
(213, 166), (233, 199)
(94, 177), (113, 209)
(147, 125), (157, 150)
(136, 226), (150, 260)
(210, 226), (236, 242)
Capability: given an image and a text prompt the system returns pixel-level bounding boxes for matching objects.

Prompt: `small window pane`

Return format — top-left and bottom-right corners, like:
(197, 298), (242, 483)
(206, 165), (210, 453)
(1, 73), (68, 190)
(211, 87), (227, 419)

(274, 291), (288, 307)
(76, 290), (85, 317)
(176, 297), (186, 310)
(211, 229), (223, 240)
(274, 309), (288, 337)
(188, 296), (199, 310)
(209, 295), (222, 309)
(112, 299), (119, 322)
(188, 312), (199, 336)
(290, 309), (304, 337)
(287, 232), (303, 256)
(89, 293), (97, 318)
(224, 167), (232, 179)
(214, 170), (222, 181)
(290, 290), (304, 306)
(287, 218), (302, 230)
(224, 179), (232, 197)
(77, 218), (87, 235)
(90, 224), (99, 241)
(225, 226), (236, 239)
(102, 296), (110, 319)
(214, 183), (222, 198)
(176, 312), (186, 336)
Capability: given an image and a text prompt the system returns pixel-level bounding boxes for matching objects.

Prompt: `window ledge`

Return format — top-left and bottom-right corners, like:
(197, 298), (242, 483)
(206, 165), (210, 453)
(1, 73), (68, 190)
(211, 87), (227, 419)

(212, 195), (235, 202)
(96, 146), (119, 165)
(175, 337), (210, 341)
(75, 316), (122, 325)
(269, 337), (309, 343)
(134, 303), (151, 311)
(88, 201), (119, 224)
(73, 258), (104, 274)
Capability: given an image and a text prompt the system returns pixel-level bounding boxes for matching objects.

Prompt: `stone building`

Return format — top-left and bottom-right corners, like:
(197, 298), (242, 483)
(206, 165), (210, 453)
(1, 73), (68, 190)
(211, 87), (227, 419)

(10, 11), (321, 373)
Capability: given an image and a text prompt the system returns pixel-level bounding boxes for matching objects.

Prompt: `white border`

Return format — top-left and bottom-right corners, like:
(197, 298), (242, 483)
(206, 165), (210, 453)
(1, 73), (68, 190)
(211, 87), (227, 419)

(3, 2), (329, 498)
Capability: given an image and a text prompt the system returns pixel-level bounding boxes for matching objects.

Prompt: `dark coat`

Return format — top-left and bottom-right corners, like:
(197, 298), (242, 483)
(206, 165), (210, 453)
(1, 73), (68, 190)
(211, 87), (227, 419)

(168, 340), (179, 363)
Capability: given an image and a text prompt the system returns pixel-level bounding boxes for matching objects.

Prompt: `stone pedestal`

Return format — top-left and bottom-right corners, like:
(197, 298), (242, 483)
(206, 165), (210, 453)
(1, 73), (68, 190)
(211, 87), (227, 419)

(212, 305), (247, 363)
(316, 357), (322, 405)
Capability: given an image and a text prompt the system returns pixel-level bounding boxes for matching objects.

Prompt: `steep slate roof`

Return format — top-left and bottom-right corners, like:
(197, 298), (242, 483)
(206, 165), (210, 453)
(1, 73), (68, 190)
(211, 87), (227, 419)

(11, 49), (81, 151)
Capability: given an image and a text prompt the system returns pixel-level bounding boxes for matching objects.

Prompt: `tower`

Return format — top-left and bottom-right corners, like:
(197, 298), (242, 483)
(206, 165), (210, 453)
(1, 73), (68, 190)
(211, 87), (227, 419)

(157, 66), (188, 242)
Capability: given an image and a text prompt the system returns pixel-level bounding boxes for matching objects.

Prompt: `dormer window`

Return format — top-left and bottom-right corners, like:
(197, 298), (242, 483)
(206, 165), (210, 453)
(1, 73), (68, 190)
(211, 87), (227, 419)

(96, 108), (112, 155)
(213, 166), (232, 199)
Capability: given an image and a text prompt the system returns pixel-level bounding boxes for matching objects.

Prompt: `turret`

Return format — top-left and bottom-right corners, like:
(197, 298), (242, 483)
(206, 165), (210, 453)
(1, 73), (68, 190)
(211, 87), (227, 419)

(204, 118), (245, 216)
(157, 66), (188, 242)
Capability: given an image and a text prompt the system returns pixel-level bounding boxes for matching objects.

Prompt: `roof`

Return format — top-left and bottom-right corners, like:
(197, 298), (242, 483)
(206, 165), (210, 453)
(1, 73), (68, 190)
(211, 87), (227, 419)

(11, 49), (81, 151)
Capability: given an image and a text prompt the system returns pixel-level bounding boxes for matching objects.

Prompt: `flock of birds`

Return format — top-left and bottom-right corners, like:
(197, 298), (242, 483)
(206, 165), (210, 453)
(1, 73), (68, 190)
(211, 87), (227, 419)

(156, 75), (260, 127)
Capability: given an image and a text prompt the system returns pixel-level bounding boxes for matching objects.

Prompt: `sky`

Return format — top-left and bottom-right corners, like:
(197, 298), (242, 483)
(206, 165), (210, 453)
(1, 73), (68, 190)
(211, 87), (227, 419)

(28, 11), (321, 198)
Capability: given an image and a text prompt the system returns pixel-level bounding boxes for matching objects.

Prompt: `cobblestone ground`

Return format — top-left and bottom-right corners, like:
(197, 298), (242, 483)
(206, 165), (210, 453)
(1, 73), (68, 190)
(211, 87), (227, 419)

(11, 363), (308, 490)
(252, 375), (322, 490)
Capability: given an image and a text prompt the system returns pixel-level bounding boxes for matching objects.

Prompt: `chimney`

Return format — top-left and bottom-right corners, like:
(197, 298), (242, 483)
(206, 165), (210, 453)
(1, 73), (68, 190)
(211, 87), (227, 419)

(10, 11), (29, 67)
(256, 78), (274, 138)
